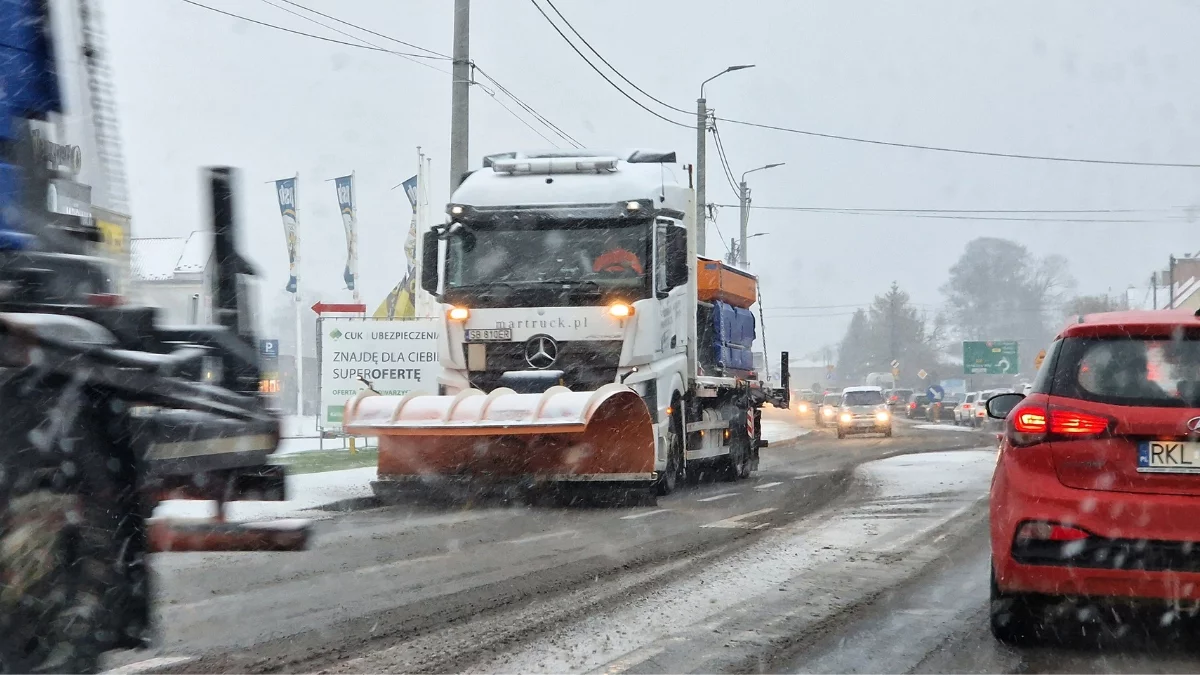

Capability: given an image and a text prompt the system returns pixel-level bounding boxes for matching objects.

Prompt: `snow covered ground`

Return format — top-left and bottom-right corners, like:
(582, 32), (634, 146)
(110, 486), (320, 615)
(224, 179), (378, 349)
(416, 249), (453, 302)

(153, 412), (811, 522)
(470, 449), (997, 674)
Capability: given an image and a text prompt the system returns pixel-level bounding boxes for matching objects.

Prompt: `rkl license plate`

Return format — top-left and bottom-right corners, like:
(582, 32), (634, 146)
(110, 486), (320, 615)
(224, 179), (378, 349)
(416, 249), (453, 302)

(1137, 441), (1200, 473)
(465, 328), (512, 342)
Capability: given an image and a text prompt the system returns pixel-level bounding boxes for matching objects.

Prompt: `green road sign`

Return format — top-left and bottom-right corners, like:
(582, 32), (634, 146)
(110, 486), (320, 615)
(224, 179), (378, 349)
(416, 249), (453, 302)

(963, 340), (1019, 375)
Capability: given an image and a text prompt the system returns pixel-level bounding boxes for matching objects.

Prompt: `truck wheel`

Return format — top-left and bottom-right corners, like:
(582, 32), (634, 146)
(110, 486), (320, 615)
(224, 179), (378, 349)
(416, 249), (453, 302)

(0, 377), (144, 674)
(655, 400), (684, 496)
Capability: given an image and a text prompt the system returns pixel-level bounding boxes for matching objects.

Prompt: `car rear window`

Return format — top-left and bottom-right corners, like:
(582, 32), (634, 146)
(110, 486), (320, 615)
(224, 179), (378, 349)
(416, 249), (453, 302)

(1053, 336), (1200, 407)
(843, 390), (884, 406)
(912, 394), (930, 404)
(823, 394), (841, 405)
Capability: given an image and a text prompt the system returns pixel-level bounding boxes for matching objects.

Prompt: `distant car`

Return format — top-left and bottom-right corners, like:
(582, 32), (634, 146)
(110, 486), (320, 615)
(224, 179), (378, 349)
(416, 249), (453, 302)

(887, 388), (914, 412)
(988, 312), (1200, 646)
(929, 394), (960, 423)
(793, 389), (819, 416)
(907, 393), (931, 419)
(955, 392), (980, 425)
(816, 392), (841, 427)
(835, 386), (892, 439)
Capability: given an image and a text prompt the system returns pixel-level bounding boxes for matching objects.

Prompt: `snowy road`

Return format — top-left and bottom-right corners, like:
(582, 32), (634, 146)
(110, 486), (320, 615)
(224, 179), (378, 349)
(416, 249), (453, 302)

(100, 419), (1037, 674)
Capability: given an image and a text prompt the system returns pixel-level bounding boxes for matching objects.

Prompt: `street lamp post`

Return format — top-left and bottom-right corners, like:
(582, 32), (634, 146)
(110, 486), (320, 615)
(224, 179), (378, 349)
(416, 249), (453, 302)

(696, 64), (754, 256)
(738, 163), (784, 266)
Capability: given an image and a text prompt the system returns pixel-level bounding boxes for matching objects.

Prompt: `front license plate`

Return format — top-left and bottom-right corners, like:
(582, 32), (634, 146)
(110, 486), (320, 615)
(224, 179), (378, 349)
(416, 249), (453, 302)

(465, 328), (511, 342)
(1137, 441), (1200, 473)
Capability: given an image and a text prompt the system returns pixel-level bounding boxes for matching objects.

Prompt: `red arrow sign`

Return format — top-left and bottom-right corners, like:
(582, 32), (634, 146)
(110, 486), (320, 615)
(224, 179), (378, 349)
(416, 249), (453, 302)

(311, 301), (367, 315)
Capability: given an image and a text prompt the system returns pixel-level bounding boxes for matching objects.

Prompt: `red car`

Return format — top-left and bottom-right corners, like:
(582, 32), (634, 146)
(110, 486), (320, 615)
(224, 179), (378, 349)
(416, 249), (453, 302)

(987, 310), (1200, 645)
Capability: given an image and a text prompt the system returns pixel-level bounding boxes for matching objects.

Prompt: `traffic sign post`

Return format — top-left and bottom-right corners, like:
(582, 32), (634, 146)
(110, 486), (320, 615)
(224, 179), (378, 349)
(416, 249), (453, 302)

(926, 384), (945, 401)
(963, 340), (1020, 375)
(259, 339), (279, 358)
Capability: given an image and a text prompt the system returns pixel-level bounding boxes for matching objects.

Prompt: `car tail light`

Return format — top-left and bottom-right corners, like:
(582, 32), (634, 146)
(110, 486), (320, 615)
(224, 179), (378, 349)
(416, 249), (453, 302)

(1005, 402), (1112, 447)
(909, 402), (916, 409)
(1015, 521), (1090, 543)
(962, 403), (972, 410)
(1050, 410), (1110, 436)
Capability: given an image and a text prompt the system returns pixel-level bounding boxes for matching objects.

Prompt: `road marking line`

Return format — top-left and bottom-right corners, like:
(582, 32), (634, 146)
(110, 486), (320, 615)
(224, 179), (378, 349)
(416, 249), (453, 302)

(754, 481), (783, 490)
(590, 644), (668, 675)
(620, 508), (670, 520)
(354, 552), (452, 575)
(701, 507), (777, 529)
(102, 656), (197, 674)
(502, 529), (577, 545)
(696, 492), (739, 502)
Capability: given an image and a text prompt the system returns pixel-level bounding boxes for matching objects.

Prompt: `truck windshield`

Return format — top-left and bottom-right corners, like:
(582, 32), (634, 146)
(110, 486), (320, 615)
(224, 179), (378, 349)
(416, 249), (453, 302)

(445, 220), (649, 291)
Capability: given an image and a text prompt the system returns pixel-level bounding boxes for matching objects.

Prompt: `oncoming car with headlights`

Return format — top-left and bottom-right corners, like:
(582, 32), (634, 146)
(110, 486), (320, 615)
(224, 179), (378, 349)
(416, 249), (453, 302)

(817, 391), (842, 427)
(836, 386), (893, 439)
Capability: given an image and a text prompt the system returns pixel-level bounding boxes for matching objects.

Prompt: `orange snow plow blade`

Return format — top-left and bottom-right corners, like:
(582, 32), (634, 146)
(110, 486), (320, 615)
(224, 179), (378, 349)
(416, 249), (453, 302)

(342, 384), (656, 484)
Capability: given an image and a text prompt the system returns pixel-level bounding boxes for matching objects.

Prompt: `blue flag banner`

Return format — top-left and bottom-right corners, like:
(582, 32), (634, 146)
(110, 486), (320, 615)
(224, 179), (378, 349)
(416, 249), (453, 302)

(275, 177), (299, 293)
(374, 175), (419, 319)
(334, 175), (357, 292)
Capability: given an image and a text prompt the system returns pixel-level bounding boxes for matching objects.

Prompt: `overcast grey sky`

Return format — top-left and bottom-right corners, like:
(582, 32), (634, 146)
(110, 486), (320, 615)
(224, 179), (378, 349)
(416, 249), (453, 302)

(104, 0), (1200, 357)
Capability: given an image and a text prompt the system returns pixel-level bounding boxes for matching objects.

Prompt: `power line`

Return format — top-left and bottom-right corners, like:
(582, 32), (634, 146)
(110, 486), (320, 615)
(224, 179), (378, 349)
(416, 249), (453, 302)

(710, 122), (740, 196)
(711, 203), (1180, 224)
(275, 0), (450, 59)
(541, 0), (690, 116)
(485, 93), (561, 148)
(528, 0), (691, 129)
(473, 65), (585, 148)
(179, 0), (437, 61)
(714, 115), (1200, 169)
(255, 0), (447, 74)
(183, 0), (580, 150)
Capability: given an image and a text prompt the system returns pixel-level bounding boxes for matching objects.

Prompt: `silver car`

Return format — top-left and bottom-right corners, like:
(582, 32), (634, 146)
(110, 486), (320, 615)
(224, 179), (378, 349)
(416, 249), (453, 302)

(836, 386), (893, 439)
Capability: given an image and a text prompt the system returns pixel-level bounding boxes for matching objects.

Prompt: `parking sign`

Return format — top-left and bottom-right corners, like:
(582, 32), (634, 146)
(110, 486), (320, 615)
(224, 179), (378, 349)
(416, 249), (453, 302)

(260, 339), (280, 358)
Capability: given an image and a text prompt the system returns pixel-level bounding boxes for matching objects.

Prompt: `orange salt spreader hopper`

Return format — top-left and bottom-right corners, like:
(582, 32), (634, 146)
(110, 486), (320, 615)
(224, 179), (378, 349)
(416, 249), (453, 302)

(342, 384), (658, 495)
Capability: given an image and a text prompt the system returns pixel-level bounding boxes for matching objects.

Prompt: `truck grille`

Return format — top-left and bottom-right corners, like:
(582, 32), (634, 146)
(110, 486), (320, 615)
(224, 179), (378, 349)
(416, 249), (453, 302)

(464, 340), (622, 392)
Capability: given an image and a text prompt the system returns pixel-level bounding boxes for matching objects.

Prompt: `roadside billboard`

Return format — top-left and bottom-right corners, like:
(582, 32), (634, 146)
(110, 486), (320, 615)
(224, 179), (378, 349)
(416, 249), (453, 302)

(317, 317), (441, 430)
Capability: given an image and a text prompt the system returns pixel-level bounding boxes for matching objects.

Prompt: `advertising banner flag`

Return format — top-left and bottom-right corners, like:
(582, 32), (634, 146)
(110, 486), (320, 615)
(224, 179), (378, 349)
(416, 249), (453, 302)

(374, 174), (419, 319)
(275, 177), (299, 293)
(334, 174), (358, 295)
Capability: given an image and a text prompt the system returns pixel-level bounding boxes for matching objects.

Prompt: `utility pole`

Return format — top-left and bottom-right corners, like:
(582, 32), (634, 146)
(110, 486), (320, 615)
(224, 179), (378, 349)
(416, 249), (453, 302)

(1169, 255), (1177, 309)
(449, 0), (470, 192)
(1152, 272), (1158, 310)
(738, 179), (749, 266)
(889, 285), (898, 368)
(695, 97), (707, 256)
(727, 237), (737, 265)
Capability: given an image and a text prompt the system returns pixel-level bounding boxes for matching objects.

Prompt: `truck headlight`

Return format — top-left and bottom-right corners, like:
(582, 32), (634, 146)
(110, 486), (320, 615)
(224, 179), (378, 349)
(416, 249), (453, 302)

(447, 306), (470, 321)
(608, 302), (634, 318)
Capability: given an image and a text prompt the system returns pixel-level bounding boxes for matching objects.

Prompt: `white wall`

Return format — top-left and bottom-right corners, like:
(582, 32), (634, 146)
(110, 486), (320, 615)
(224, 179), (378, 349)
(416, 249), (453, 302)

(133, 278), (210, 325)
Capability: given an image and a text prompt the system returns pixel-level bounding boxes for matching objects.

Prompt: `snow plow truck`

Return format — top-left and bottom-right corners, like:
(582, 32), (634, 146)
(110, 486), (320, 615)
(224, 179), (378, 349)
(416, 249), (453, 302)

(343, 150), (790, 503)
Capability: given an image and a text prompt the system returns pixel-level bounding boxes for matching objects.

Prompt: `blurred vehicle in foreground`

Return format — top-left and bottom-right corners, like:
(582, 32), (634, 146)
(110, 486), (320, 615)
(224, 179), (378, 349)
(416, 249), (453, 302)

(988, 310), (1200, 645)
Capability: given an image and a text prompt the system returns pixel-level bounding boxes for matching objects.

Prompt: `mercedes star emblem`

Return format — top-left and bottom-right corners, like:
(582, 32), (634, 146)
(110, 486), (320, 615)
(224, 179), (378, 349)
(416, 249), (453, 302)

(1187, 417), (1200, 434)
(524, 335), (559, 369)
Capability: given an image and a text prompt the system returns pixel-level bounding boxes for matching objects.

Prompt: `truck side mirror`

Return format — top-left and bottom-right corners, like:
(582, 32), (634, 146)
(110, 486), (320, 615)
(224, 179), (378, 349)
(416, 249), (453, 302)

(666, 226), (688, 289)
(421, 230), (439, 295)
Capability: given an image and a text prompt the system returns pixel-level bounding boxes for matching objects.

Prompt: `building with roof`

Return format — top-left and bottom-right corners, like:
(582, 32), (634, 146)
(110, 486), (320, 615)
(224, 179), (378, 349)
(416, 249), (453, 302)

(129, 231), (214, 325)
